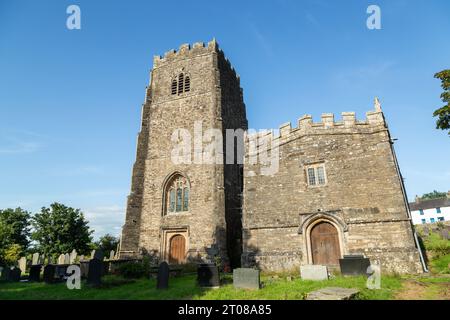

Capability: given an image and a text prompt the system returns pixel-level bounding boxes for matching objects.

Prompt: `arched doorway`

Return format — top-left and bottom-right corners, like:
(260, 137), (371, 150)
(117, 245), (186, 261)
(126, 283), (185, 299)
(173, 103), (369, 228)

(310, 221), (341, 265)
(169, 234), (186, 264)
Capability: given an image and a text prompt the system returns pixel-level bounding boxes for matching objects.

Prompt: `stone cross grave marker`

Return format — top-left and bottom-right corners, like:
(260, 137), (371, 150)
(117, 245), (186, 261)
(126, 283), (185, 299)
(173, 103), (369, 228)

(157, 261), (169, 289)
(300, 265), (329, 281)
(233, 268), (260, 290)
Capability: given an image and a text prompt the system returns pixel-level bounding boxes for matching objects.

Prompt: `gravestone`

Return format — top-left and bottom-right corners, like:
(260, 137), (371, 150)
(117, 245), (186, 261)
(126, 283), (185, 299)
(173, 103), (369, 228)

(55, 265), (69, 280)
(300, 265), (328, 281)
(87, 259), (102, 287)
(339, 255), (371, 276)
(18, 257), (27, 274)
(233, 268), (260, 290)
(109, 250), (115, 260)
(69, 249), (77, 264)
(32, 253), (40, 265)
(0, 266), (10, 281)
(197, 263), (220, 288)
(92, 250), (104, 261)
(79, 255), (85, 261)
(80, 261), (89, 278)
(38, 255), (45, 264)
(9, 267), (21, 282)
(440, 229), (449, 240)
(29, 265), (42, 282)
(64, 253), (70, 265)
(43, 265), (56, 283)
(306, 287), (360, 300)
(156, 261), (169, 289)
(58, 254), (65, 265)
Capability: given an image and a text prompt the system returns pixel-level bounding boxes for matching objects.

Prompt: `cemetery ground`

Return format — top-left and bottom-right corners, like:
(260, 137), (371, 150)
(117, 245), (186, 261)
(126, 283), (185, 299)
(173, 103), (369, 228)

(0, 271), (449, 300)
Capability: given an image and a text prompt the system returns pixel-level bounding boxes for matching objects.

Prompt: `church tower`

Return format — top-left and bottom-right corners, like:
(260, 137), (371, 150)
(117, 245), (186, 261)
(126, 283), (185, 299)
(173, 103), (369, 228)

(119, 40), (248, 268)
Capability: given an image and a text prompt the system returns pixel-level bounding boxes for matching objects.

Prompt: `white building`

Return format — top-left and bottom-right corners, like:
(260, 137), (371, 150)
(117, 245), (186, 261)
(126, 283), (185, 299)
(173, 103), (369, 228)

(409, 192), (450, 225)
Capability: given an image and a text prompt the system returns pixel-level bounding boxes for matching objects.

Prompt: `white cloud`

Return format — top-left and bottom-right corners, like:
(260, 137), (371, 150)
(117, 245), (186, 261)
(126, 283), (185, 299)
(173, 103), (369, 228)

(83, 205), (125, 240)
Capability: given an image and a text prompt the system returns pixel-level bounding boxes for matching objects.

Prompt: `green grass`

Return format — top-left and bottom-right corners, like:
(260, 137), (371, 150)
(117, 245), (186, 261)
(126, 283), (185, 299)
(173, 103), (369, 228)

(429, 254), (450, 274)
(0, 273), (402, 300)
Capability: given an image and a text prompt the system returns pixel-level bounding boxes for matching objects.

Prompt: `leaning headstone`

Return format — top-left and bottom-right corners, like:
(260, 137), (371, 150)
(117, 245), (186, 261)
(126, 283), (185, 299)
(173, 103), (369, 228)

(69, 249), (77, 264)
(109, 250), (115, 261)
(300, 265), (328, 281)
(339, 255), (371, 276)
(197, 263), (220, 288)
(233, 268), (260, 290)
(87, 259), (102, 287)
(32, 253), (40, 265)
(18, 257), (27, 274)
(9, 267), (21, 282)
(43, 265), (56, 284)
(64, 253), (70, 265)
(156, 261), (170, 289)
(58, 254), (65, 265)
(29, 265), (42, 282)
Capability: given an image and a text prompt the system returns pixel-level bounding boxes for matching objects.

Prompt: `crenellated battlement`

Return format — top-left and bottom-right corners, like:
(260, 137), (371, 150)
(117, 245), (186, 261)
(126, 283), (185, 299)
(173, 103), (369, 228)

(246, 98), (387, 145)
(153, 39), (219, 67)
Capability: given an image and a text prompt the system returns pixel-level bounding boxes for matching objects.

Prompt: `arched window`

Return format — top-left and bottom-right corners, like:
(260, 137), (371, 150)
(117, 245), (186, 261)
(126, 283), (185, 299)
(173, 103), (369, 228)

(171, 73), (190, 95)
(165, 174), (190, 214)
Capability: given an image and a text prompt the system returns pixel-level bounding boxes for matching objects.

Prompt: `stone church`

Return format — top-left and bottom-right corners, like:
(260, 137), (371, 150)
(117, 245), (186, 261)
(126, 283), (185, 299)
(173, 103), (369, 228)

(119, 39), (425, 274)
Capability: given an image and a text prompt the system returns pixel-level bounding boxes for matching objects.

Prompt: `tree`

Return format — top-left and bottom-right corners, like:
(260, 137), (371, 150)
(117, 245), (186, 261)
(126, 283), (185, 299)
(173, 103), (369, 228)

(95, 233), (119, 255)
(31, 203), (93, 256)
(0, 207), (31, 252)
(421, 190), (447, 200)
(434, 70), (450, 135)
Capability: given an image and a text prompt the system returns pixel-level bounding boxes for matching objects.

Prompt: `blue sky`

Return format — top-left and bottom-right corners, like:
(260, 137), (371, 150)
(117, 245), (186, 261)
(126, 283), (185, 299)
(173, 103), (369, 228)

(0, 0), (449, 239)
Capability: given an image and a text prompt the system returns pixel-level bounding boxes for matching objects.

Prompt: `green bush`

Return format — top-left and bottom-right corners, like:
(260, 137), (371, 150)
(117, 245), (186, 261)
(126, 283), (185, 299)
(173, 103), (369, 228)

(117, 262), (147, 279)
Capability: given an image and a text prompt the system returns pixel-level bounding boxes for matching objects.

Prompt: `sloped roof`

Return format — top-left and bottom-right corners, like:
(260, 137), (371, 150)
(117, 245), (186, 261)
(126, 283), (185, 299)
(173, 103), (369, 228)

(409, 198), (450, 211)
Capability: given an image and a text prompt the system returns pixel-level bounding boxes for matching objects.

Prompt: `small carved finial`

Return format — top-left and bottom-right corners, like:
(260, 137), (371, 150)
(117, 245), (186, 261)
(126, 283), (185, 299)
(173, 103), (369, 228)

(374, 97), (382, 112)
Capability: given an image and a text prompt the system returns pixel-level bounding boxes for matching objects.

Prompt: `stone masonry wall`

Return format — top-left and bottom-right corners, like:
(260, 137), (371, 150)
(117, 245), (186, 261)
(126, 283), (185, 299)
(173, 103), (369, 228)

(242, 106), (423, 274)
(120, 40), (247, 266)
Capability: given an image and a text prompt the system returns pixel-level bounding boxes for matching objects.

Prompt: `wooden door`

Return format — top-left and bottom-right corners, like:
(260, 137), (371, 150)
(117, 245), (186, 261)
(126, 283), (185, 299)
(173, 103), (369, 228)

(311, 222), (340, 265)
(169, 235), (185, 264)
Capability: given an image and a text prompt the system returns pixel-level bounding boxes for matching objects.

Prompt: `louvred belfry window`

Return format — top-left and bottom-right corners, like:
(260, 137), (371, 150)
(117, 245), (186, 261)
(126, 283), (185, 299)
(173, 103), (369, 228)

(178, 73), (184, 94)
(171, 73), (190, 95)
(171, 79), (177, 95)
(184, 76), (190, 92)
